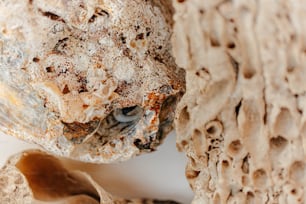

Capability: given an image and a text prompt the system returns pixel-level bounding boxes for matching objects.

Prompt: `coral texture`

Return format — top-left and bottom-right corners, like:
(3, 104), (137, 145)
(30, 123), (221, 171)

(0, 0), (184, 163)
(172, 0), (306, 203)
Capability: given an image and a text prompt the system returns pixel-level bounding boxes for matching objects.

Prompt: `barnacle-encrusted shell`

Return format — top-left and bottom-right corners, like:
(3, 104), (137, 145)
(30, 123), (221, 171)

(173, 0), (306, 203)
(0, 0), (184, 162)
(0, 149), (181, 204)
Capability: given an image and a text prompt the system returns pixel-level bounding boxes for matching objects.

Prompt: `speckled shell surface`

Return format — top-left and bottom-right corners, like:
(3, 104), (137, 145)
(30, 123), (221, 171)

(0, 0), (184, 162)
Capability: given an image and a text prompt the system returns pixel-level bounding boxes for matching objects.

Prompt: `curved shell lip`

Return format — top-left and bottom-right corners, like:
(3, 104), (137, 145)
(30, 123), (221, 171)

(0, 149), (183, 204)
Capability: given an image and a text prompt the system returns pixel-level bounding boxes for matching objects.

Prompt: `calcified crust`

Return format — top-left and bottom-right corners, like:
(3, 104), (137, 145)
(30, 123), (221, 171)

(173, 0), (306, 203)
(0, 0), (184, 162)
(0, 150), (180, 204)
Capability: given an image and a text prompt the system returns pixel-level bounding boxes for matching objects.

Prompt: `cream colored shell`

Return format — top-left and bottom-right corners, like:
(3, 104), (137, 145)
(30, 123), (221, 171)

(0, 150), (180, 204)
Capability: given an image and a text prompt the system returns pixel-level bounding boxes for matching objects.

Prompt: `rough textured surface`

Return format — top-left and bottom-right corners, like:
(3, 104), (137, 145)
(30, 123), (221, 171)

(0, 150), (181, 204)
(172, 0), (306, 203)
(0, 0), (184, 163)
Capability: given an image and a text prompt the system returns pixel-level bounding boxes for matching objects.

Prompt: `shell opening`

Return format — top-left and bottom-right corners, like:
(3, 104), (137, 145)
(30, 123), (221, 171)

(113, 106), (143, 123)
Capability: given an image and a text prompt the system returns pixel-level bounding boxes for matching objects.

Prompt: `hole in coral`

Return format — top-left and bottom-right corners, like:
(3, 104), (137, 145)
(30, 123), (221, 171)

(205, 120), (223, 138)
(287, 66), (295, 73)
(241, 176), (249, 185)
(235, 100), (242, 117)
(227, 42), (236, 49)
(252, 168), (267, 187)
(222, 160), (229, 168)
(243, 68), (256, 79)
(189, 156), (198, 169)
(228, 140), (242, 154)
(192, 129), (206, 156)
(273, 108), (297, 139)
(179, 106), (190, 123)
(181, 140), (188, 147)
(246, 191), (255, 202)
(207, 126), (216, 134)
(289, 161), (306, 183)
(185, 169), (200, 180)
(241, 154), (250, 174)
(177, 106), (190, 134)
(228, 54), (239, 77)
(195, 67), (210, 78)
(270, 135), (288, 150)
(210, 36), (220, 47)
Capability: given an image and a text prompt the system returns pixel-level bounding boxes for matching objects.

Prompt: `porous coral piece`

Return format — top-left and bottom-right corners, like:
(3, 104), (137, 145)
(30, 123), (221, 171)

(172, 0), (306, 203)
(0, 0), (184, 162)
(0, 149), (181, 204)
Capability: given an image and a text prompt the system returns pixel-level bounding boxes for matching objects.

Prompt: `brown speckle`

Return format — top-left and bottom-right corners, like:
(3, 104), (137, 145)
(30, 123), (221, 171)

(136, 33), (144, 40)
(46, 66), (55, 73)
(88, 15), (97, 23)
(82, 104), (89, 109)
(39, 9), (65, 23)
(62, 85), (70, 94)
(32, 57), (40, 62)
(227, 42), (236, 49)
(229, 140), (242, 154)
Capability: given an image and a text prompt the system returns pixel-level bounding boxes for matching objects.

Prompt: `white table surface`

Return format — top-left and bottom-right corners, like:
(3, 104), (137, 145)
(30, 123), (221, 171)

(0, 131), (193, 203)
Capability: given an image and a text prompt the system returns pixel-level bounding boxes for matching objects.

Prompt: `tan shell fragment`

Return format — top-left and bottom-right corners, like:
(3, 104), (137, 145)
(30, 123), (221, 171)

(0, 0), (184, 162)
(173, 0), (306, 203)
(0, 150), (181, 204)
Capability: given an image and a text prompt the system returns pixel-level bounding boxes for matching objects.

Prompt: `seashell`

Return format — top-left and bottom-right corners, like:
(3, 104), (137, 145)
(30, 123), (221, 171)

(0, 149), (181, 204)
(0, 0), (185, 162)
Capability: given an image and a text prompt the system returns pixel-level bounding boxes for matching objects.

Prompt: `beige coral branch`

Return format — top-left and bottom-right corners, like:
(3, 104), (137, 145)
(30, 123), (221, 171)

(172, 0), (306, 203)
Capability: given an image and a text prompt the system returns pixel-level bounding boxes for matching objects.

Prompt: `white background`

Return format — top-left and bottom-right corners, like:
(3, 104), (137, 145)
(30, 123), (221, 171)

(0, 131), (193, 203)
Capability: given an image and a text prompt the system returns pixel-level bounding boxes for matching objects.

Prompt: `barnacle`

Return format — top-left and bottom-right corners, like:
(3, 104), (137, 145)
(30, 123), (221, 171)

(113, 106), (143, 123)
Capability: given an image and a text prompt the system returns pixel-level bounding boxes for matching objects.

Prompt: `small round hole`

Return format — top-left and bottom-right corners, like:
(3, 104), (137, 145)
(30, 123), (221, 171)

(207, 126), (216, 134)
(229, 140), (242, 154)
(227, 42), (236, 49)
(243, 68), (256, 79)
